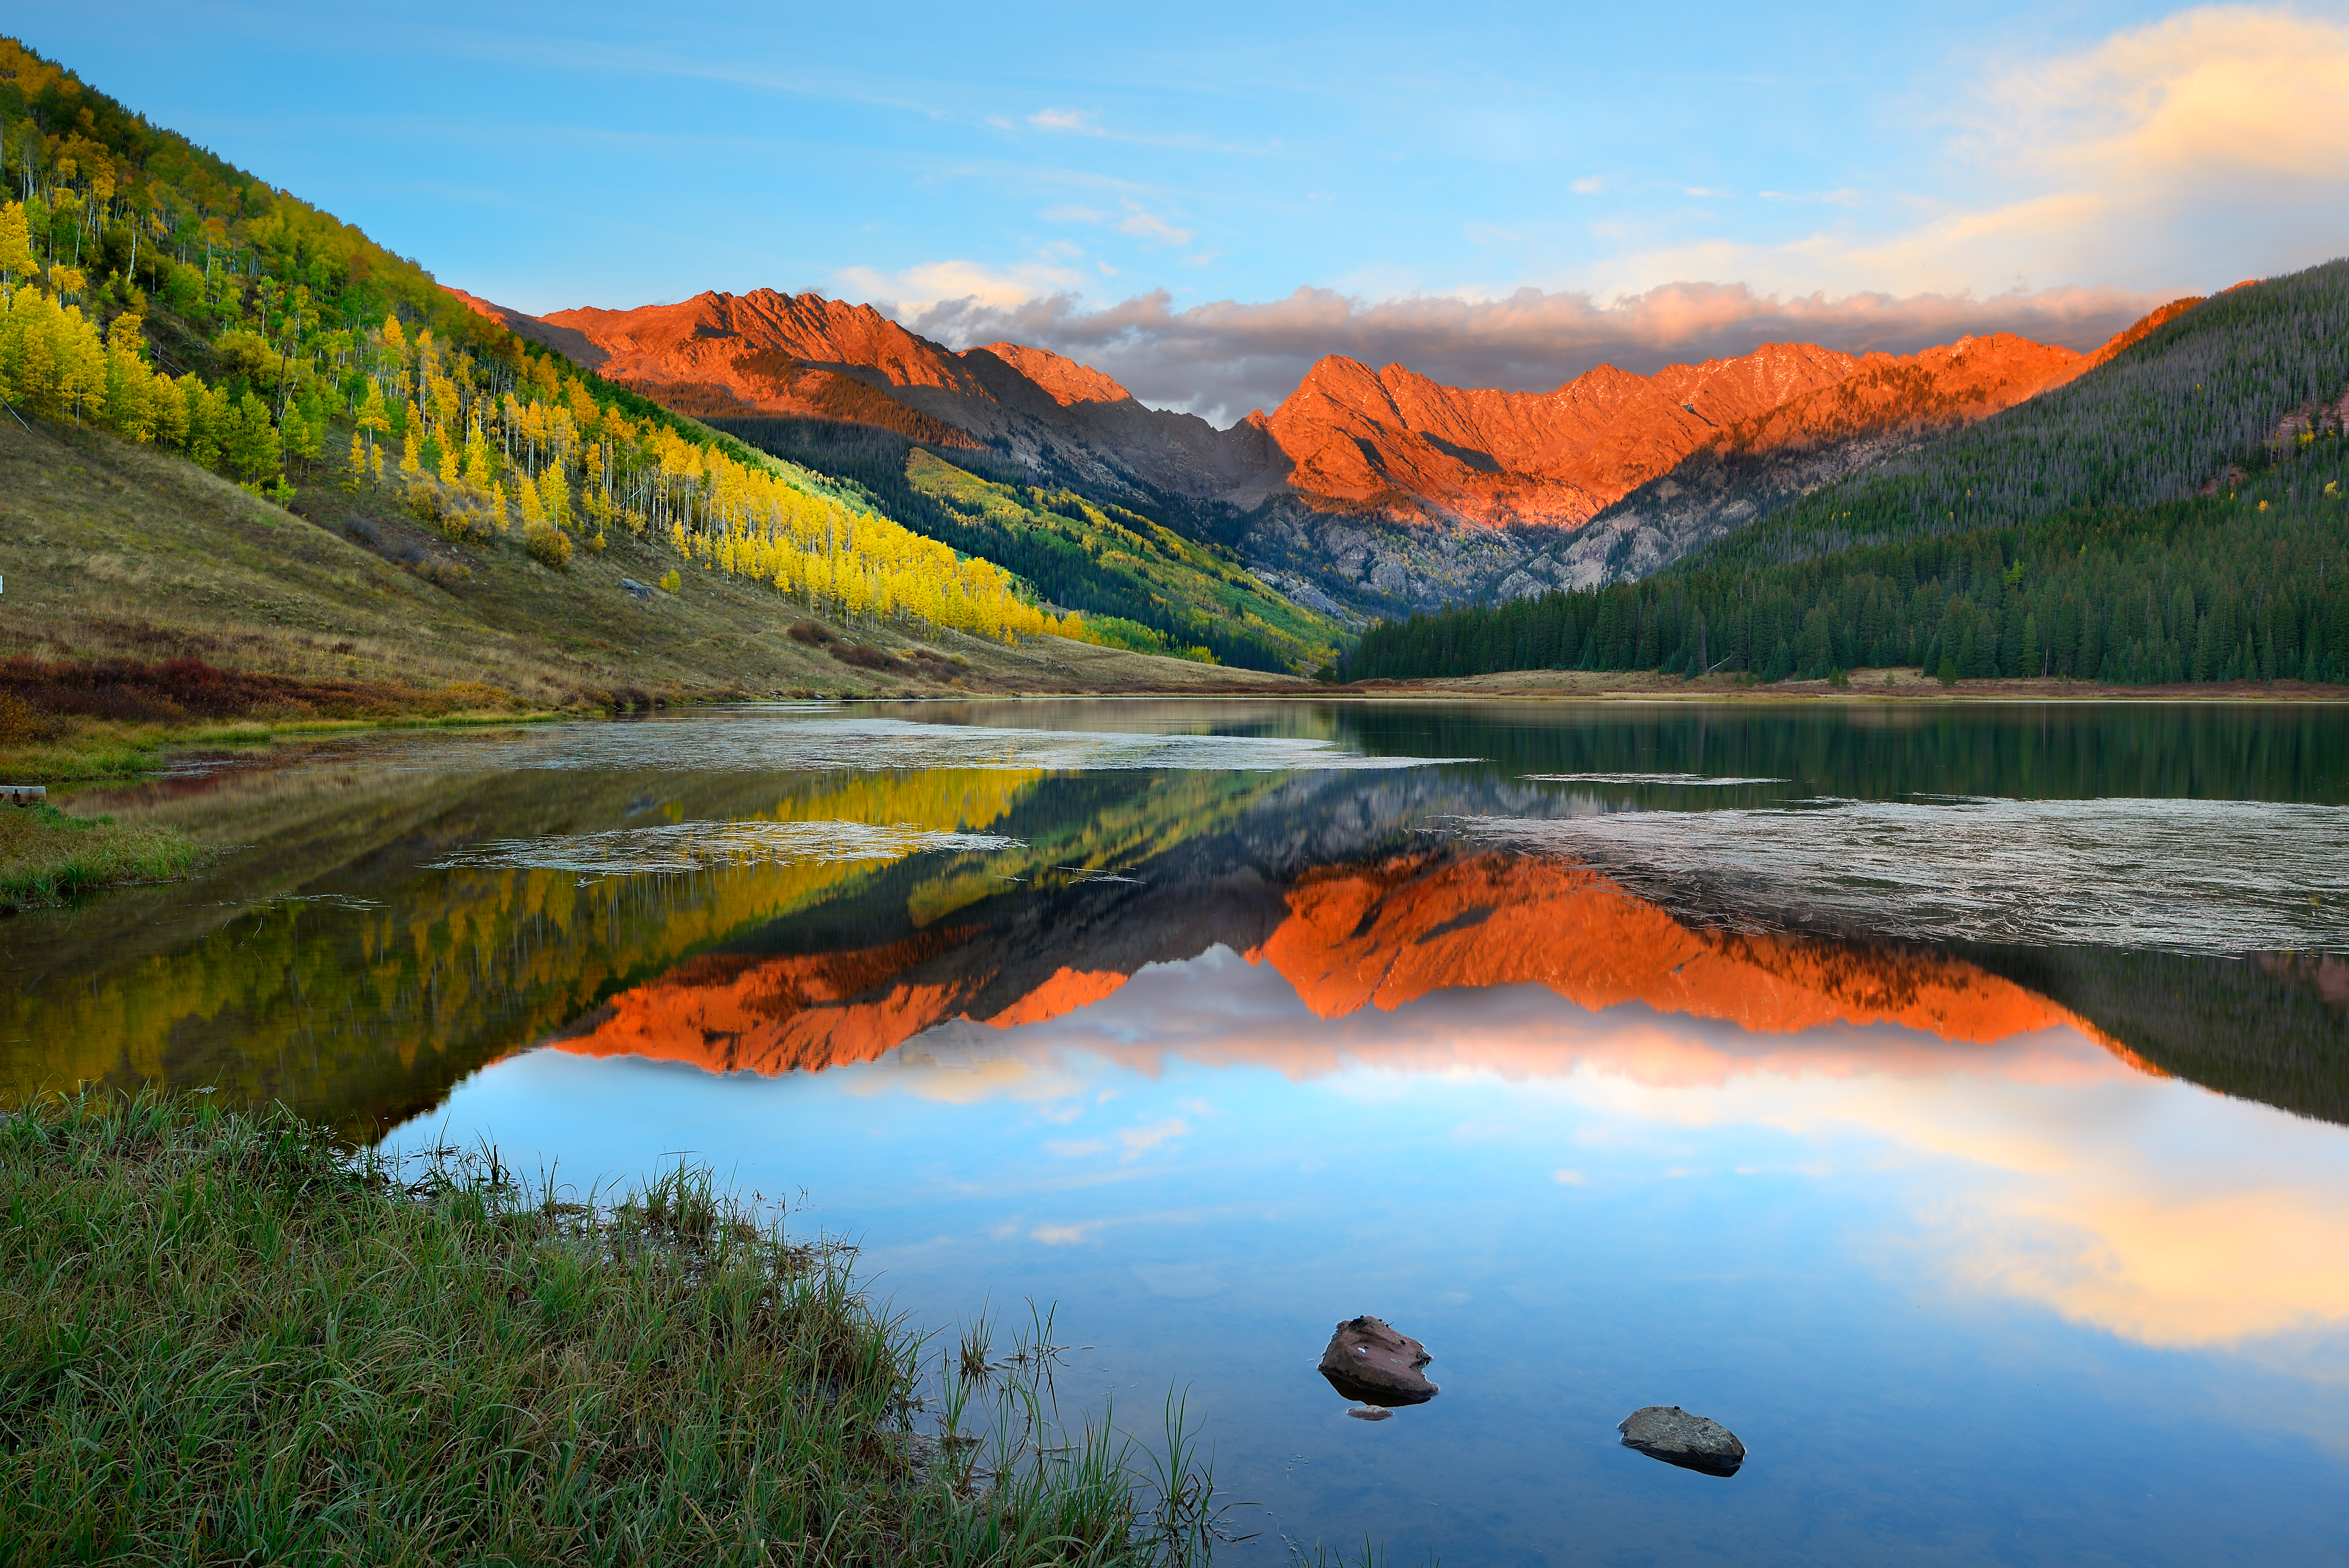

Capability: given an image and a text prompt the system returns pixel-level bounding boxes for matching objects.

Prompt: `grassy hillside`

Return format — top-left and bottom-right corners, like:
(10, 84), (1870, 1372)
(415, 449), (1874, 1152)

(0, 415), (1296, 777)
(0, 35), (1182, 674)
(711, 417), (1344, 672)
(1347, 261), (2349, 685)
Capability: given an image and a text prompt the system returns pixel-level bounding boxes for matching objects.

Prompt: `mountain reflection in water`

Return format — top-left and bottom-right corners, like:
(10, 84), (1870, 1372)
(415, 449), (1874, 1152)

(546, 850), (2146, 1081)
(6, 702), (2348, 1565)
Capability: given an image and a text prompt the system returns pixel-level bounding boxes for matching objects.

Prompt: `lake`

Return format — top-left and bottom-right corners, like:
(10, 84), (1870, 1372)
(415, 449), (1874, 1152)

(8, 698), (2348, 1564)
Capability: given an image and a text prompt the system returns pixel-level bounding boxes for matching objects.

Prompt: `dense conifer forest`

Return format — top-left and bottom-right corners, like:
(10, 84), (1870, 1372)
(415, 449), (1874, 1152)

(1347, 262), (2349, 685)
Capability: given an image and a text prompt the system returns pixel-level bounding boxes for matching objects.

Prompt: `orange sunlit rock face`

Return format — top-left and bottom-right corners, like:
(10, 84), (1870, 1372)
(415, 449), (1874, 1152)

(453, 285), (2208, 536)
(1254, 852), (2101, 1044)
(547, 852), (2134, 1082)
(553, 930), (977, 1076)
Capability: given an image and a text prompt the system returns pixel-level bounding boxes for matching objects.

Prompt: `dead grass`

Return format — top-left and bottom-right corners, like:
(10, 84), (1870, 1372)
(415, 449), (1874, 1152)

(0, 418), (1303, 736)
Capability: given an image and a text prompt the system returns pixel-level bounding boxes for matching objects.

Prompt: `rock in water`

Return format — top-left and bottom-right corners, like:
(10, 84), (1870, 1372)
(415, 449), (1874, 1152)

(1618, 1406), (1745, 1476)
(1346, 1406), (1394, 1422)
(1318, 1315), (1438, 1407)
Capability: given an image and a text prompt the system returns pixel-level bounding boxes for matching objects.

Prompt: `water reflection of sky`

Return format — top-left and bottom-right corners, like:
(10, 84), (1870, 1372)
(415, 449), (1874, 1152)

(389, 946), (2349, 1565)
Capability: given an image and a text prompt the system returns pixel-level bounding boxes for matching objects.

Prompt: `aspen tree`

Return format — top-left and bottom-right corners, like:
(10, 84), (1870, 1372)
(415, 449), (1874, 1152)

(514, 465), (544, 525)
(0, 200), (30, 282)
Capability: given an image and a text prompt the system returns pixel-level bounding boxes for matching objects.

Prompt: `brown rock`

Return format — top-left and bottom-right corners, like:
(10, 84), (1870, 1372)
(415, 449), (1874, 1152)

(1318, 1315), (1438, 1407)
(1618, 1405), (1746, 1476)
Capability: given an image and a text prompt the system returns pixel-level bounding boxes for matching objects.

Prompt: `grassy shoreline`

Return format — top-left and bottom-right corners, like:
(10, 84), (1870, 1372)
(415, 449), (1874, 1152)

(2, 706), (585, 785)
(0, 1090), (1207, 1566)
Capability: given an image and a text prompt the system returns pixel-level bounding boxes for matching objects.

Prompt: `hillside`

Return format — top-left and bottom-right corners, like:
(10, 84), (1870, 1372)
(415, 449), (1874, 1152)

(0, 415), (1292, 740)
(1344, 261), (2349, 687)
(488, 284), (2147, 616)
(707, 419), (1342, 670)
(0, 33), (1297, 742)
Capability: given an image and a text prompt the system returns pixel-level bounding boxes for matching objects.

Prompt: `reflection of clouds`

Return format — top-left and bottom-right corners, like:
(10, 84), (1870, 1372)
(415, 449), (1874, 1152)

(870, 950), (2349, 1353)
(1951, 1188), (2349, 1350)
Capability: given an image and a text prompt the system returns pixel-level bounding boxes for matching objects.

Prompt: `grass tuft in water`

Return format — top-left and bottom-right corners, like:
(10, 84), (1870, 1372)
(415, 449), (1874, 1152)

(0, 802), (208, 907)
(0, 1088), (1210, 1564)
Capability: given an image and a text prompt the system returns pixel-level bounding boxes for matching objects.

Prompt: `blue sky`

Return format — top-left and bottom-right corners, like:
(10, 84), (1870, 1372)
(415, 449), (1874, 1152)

(26, 2), (2349, 414)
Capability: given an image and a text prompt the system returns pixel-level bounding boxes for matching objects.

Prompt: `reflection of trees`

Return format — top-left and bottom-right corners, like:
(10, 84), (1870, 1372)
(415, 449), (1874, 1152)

(1965, 946), (2349, 1126)
(1333, 704), (2349, 805)
(15, 741), (2345, 1141)
(1, 767), (1044, 1139)
(0, 765), (1294, 1140)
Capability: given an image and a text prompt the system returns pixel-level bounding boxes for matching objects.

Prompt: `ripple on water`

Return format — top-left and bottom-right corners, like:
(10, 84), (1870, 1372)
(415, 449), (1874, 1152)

(388, 717), (1465, 775)
(1455, 795), (2349, 955)
(426, 820), (1022, 876)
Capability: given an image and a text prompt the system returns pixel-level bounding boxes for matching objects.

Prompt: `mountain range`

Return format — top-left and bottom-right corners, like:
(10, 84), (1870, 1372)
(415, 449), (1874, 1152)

(454, 284), (2191, 615)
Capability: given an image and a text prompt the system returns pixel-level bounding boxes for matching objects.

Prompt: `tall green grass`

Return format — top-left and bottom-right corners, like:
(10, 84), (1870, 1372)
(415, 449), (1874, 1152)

(0, 803), (207, 907)
(0, 1090), (1214, 1566)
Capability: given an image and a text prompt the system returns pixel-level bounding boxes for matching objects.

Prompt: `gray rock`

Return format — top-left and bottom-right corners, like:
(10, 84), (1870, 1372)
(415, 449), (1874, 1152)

(1346, 1406), (1394, 1422)
(1618, 1405), (1745, 1476)
(1318, 1315), (1438, 1407)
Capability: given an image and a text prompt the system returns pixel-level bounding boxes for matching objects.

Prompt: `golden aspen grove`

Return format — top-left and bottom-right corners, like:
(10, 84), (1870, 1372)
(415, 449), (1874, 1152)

(0, 36), (1092, 650)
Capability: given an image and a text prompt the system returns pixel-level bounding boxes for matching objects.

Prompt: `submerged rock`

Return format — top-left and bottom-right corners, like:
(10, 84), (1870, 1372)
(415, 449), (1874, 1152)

(1346, 1406), (1394, 1422)
(1318, 1315), (1438, 1407)
(1618, 1406), (1745, 1476)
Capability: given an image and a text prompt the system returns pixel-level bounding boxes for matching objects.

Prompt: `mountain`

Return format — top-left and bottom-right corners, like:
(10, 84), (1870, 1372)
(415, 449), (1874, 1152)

(467, 287), (2129, 615)
(1346, 259), (2349, 688)
(1499, 324), (2172, 599)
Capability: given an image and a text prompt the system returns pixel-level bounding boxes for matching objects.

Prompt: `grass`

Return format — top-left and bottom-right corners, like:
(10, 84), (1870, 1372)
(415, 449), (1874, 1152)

(0, 1090), (1223, 1566)
(0, 803), (208, 907)
(0, 409), (1298, 718)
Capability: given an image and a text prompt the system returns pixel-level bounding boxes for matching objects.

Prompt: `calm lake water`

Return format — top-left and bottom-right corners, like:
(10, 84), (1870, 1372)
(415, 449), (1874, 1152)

(9, 699), (2349, 1564)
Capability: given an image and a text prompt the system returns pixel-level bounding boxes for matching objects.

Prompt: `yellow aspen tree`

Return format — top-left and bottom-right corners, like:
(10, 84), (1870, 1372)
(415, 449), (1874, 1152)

(0, 201), (32, 283)
(100, 313), (153, 440)
(513, 466), (544, 524)
(344, 431), (366, 491)
(462, 422), (493, 488)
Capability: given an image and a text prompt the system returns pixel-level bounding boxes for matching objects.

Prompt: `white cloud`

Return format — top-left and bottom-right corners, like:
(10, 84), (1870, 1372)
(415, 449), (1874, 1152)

(836, 256), (1089, 316)
(1027, 107), (1100, 135)
(842, 7), (2346, 420)
(1843, 4), (2349, 294)
(1116, 201), (1193, 248)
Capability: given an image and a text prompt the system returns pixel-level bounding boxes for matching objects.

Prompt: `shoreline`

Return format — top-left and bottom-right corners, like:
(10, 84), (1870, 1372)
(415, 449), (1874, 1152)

(0, 1089), (1176, 1563)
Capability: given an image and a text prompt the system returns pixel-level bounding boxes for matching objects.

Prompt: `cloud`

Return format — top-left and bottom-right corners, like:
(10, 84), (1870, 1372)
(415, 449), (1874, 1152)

(1116, 202), (1193, 248)
(1117, 1117), (1189, 1161)
(836, 256), (1090, 316)
(900, 278), (2163, 422)
(845, 8), (2346, 421)
(1027, 107), (1100, 135)
(1857, 5), (2349, 294)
